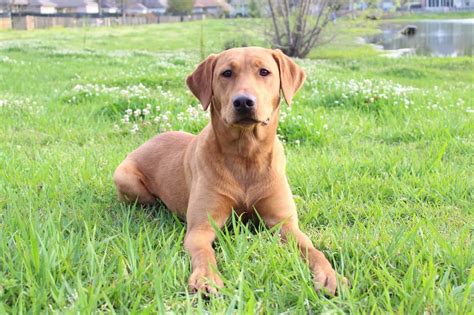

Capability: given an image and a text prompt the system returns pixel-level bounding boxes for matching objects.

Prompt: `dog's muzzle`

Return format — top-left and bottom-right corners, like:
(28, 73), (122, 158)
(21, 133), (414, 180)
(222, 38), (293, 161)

(233, 94), (256, 115)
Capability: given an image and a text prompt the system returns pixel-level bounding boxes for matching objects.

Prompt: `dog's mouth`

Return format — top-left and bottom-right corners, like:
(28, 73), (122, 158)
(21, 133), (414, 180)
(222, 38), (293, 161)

(233, 117), (271, 127)
(235, 117), (260, 125)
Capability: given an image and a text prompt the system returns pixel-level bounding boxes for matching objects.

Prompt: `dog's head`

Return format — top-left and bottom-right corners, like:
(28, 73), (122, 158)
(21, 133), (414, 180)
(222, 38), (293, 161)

(187, 47), (305, 128)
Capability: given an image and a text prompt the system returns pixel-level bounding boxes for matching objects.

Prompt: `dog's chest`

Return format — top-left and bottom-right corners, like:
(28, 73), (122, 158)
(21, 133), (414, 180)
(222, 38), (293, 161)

(219, 152), (276, 213)
(231, 176), (272, 215)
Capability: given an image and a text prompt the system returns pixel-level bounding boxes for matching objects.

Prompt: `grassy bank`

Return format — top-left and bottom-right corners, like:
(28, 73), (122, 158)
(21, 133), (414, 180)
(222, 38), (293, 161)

(388, 10), (474, 20)
(0, 18), (472, 313)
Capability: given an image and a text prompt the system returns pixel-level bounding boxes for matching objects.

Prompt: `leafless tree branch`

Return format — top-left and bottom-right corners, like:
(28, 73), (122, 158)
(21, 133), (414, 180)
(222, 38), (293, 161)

(267, 0), (343, 58)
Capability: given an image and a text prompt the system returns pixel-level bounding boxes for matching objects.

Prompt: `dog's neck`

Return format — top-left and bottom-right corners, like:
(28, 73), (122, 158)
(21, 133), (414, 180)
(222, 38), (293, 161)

(208, 105), (279, 161)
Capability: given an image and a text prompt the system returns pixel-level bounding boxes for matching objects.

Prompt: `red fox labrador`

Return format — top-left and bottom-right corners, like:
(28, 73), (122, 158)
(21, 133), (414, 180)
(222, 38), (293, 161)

(114, 47), (344, 295)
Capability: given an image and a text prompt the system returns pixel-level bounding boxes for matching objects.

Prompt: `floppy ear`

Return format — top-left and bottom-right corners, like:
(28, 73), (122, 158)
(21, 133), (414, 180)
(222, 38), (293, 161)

(186, 54), (217, 111)
(272, 49), (306, 106)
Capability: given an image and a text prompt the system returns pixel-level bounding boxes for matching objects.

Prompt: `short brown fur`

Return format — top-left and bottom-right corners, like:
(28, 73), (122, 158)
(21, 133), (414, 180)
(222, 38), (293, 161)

(114, 47), (345, 295)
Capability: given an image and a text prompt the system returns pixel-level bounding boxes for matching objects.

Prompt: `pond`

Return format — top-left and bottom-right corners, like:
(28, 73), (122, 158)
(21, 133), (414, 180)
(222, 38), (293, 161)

(366, 19), (474, 57)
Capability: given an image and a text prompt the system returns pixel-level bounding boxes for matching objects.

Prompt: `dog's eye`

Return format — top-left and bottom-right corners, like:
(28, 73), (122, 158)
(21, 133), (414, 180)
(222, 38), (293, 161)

(259, 68), (270, 76)
(222, 70), (232, 78)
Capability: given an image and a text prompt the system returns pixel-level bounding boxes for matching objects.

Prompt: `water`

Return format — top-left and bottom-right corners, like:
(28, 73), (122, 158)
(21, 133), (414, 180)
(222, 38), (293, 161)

(366, 19), (474, 57)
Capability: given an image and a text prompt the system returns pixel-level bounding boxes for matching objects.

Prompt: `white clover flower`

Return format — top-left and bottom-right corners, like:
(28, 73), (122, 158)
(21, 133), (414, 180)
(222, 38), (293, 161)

(156, 106), (161, 112)
(143, 109), (150, 116)
(323, 124), (328, 130)
(134, 109), (141, 117)
(73, 84), (83, 92)
(125, 109), (132, 115)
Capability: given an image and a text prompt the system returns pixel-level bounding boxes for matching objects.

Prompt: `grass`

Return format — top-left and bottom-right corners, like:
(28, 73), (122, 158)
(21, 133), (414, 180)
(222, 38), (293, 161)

(388, 10), (474, 20)
(0, 17), (473, 313)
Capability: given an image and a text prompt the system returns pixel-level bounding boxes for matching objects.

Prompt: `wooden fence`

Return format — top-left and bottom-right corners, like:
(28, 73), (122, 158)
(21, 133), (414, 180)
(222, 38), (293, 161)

(1, 14), (204, 31)
(0, 17), (11, 29)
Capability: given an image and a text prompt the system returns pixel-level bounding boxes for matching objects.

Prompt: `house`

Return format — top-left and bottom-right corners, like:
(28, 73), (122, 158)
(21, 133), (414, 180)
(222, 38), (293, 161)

(143, 0), (167, 15)
(0, 0), (28, 14)
(193, 0), (230, 16)
(421, 0), (474, 8)
(26, 0), (57, 14)
(52, 0), (99, 14)
(101, 0), (119, 14)
(124, 2), (148, 14)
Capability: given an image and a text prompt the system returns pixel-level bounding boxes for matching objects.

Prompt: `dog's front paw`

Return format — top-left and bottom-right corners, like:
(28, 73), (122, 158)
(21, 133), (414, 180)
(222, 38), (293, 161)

(312, 265), (350, 296)
(313, 265), (338, 296)
(188, 267), (223, 294)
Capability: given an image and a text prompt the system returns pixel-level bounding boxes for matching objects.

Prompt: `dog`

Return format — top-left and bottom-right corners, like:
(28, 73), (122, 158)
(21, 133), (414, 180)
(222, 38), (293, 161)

(113, 47), (344, 295)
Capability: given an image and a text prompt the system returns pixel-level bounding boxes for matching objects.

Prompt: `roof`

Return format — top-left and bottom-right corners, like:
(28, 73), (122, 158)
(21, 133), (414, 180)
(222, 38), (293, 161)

(29, 0), (57, 6)
(101, 0), (118, 8)
(51, 0), (98, 8)
(143, 0), (167, 9)
(0, 0), (28, 5)
(126, 2), (147, 10)
(194, 0), (230, 9)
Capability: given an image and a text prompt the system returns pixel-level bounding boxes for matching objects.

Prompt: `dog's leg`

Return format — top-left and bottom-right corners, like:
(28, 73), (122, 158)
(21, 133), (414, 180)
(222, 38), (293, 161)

(256, 180), (342, 296)
(113, 160), (156, 205)
(279, 220), (339, 295)
(184, 193), (232, 294)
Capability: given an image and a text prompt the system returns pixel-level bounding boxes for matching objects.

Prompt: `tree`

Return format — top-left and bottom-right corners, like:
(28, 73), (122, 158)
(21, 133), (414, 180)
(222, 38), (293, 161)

(168, 0), (194, 15)
(267, 0), (344, 58)
(121, 0), (126, 18)
(249, 0), (261, 17)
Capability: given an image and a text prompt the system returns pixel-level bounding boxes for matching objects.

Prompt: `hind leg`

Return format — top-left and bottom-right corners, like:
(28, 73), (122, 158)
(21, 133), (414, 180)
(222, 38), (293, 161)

(113, 160), (156, 205)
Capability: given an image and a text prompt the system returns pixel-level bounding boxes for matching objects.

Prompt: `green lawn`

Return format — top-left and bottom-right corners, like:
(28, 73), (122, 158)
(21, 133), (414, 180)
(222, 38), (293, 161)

(388, 10), (474, 20)
(0, 18), (473, 313)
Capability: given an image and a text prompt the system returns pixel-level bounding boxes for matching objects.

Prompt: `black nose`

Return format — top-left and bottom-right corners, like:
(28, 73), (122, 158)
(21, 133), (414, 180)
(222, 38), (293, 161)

(233, 95), (256, 114)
